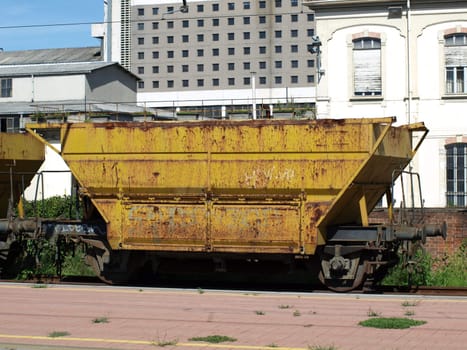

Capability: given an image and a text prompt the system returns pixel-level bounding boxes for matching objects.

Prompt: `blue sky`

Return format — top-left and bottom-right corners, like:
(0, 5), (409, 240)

(0, 0), (104, 51)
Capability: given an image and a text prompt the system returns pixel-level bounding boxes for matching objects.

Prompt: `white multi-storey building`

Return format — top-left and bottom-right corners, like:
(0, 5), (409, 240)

(304, 0), (467, 208)
(100, 0), (318, 117)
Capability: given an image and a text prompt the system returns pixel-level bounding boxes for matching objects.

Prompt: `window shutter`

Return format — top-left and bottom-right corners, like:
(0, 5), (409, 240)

(354, 49), (381, 95)
(445, 46), (467, 66)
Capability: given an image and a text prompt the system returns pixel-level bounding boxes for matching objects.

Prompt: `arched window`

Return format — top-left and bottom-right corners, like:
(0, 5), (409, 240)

(445, 33), (467, 94)
(353, 37), (381, 96)
(446, 143), (467, 206)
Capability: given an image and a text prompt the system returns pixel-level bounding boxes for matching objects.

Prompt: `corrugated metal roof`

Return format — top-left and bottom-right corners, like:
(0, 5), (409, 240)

(0, 47), (102, 65)
(0, 61), (118, 77)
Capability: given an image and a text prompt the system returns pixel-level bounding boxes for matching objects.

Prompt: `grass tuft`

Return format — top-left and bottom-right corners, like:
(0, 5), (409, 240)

(308, 345), (338, 350)
(367, 307), (381, 317)
(359, 317), (426, 329)
(92, 317), (109, 324)
(48, 331), (70, 338)
(189, 335), (237, 343)
(255, 310), (266, 315)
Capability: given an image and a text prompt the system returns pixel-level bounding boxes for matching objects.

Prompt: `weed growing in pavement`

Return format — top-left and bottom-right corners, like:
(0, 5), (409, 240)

(189, 335), (237, 343)
(48, 331), (70, 338)
(278, 304), (293, 309)
(32, 284), (48, 288)
(308, 345), (338, 350)
(151, 333), (178, 347)
(404, 310), (416, 316)
(401, 300), (420, 307)
(267, 343), (279, 348)
(92, 317), (109, 324)
(367, 307), (381, 317)
(197, 287), (205, 294)
(293, 310), (301, 317)
(255, 310), (266, 315)
(359, 317), (426, 329)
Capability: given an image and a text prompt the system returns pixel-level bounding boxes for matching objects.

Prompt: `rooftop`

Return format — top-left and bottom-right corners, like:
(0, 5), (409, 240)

(0, 47), (102, 65)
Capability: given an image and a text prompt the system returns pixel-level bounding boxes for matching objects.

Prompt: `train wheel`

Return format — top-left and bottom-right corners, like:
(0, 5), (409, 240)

(318, 261), (366, 292)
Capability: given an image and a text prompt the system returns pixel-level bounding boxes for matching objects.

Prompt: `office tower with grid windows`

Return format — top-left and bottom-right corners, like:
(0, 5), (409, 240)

(106, 0), (317, 117)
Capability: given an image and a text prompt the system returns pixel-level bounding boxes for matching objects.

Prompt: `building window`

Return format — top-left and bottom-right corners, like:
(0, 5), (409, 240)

(259, 46), (266, 54)
(275, 45), (282, 53)
(275, 30), (282, 38)
(167, 6), (174, 13)
(291, 60), (299, 68)
(259, 61), (266, 69)
(259, 16), (266, 24)
(197, 79), (204, 87)
(445, 33), (467, 94)
(167, 50), (174, 58)
(137, 67), (144, 74)
(259, 76), (267, 84)
(138, 81), (144, 89)
(243, 1), (251, 10)
(139, 38), (146, 45)
(307, 29), (315, 37)
(275, 61), (282, 69)
(167, 65), (174, 73)
(182, 65), (189, 72)
(213, 63), (220, 71)
(228, 17), (235, 25)
(212, 3), (219, 11)
(291, 0), (298, 7)
(259, 1), (266, 9)
(167, 36), (174, 44)
(197, 4), (204, 12)
(228, 33), (235, 40)
(244, 62), (251, 70)
(291, 29), (298, 38)
(183, 80), (189, 87)
(152, 81), (159, 88)
(353, 37), (382, 96)
(275, 15), (282, 23)
(291, 14), (298, 22)
(212, 33), (219, 41)
(197, 64), (204, 72)
(228, 78), (235, 86)
(197, 19), (204, 27)
(137, 23), (144, 30)
(197, 49), (204, 57)
(291, 75), (299, 84)
(137, 8), (144, 16)
(182, 20), (189, 28)
(1, 78), (12, 97)
(152, 22), (159, 30)
(307, 75), (315, 83)
(197, 34), (204, 42)
(167, 80), (174, 88)
(244, 47), (251, 55)
(244, 17), (250, 25)
(182, 35), (189, 43)
(275, 76), (282, 84)
(291, 45), (298, 53)
(167, 21), (174, 29)
(259, 31), (266, 39)
(244, 77), (251, 85)
(213, 78), (220, 86)
(228, 48), (235, 55)
(152, 51), (159, 59)
(446, 143), (467, 206)
(152, 7), (159, 15)
(138, 52), (145, 59)
(228, 62), (235, 70)
(152, 37), (159, 44)
(307, 59), (315, 68)
(307, 14), (314, 21)
(182, 50), (189, 57)
(152, 66), (159, 73)
(212, 18), (220, 26)
(212, 48), (219, 56)
(275, 0), (282, 8)
(228, 2), (235, 10)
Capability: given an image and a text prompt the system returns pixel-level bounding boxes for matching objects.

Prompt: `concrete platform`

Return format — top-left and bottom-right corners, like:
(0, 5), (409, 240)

(0, 283), (466, 350)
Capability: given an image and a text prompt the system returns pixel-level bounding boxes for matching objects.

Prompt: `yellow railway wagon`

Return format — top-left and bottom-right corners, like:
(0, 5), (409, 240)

(0, 133), (45, 217)
(25, 117), (444, 291)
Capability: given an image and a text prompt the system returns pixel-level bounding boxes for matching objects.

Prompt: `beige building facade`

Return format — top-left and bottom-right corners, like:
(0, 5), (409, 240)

(304, 0), (467, 208)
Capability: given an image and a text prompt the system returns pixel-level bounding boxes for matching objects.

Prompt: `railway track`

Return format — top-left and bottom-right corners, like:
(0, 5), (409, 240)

(2, 276), (466, 296)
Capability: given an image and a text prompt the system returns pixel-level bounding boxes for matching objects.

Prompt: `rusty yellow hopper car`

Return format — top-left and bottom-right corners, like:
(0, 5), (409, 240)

(22, 117), (444, 291)
(0, 132), (45, 217)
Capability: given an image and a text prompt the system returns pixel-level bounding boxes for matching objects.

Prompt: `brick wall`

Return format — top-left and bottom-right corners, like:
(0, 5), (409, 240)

(369, 208), (466, 258)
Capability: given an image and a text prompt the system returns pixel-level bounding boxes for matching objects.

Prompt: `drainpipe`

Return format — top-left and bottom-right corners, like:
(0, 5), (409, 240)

(406, 0), (412, 124)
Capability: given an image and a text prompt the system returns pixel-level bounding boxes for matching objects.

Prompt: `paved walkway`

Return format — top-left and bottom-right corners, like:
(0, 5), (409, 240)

(0, 283), (466, 350)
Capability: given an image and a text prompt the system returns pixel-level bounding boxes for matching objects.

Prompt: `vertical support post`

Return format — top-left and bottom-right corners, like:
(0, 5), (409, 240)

(359, 192), (369, 227)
